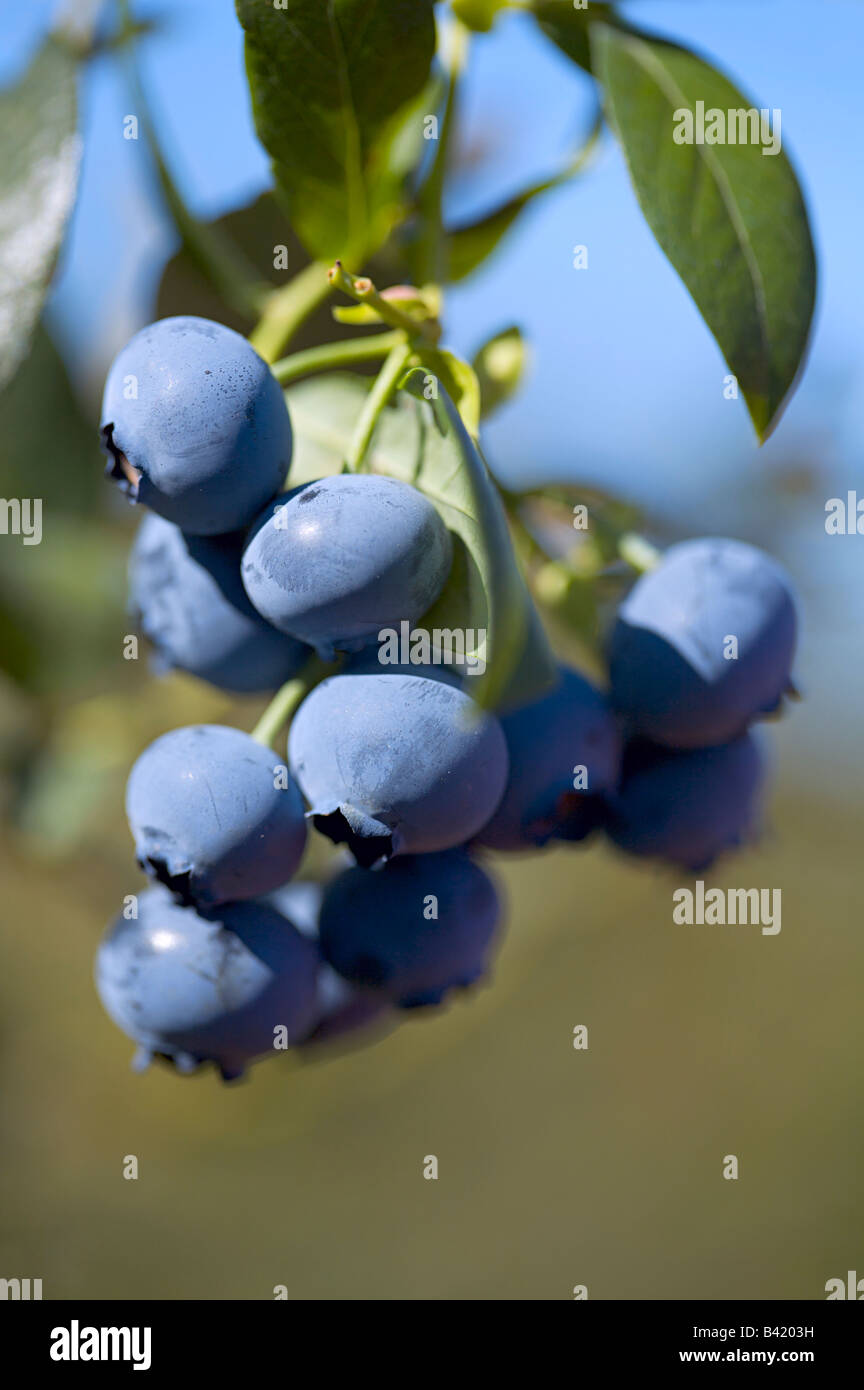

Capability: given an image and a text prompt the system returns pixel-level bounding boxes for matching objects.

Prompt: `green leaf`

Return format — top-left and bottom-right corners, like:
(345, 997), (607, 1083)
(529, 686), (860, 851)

(0, 324), (100, 518)
(447, 178), (556, 282)
(0, 40), (81, 392)
(414, 348), (481, 436)
(451, 0), (507, 34)
(531, 0), (620, 74)
(472, 326), (527, 417)
(285, 372), (557, 709)
(332, 304), (386, 326)
(383, 69), (447, 186)
(236, 0), (436, 263)
(592, 23), (816, 440)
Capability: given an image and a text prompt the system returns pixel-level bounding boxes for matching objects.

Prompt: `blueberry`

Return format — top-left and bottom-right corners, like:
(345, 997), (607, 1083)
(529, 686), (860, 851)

(302, 968), (393, 1047)
(129, 514), (309, 693)
(241, 474), (452, 659)
(126, 725), (307, 907)
(601, 734), (764, 871)
(267, 879), (392, 1047)
(95, 886), (320, 1080)
(287, 666), (509, 865)
(609, 538), (797, 749)
(100, 316), (291, 535)
(474, 666), (622, 851)
(319, 851), (502, 1008)
(267, 880), (326, 939)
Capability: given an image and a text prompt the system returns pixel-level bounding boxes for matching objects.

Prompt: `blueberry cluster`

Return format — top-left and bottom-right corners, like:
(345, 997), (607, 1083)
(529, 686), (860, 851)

(95, 317), (798, 1083)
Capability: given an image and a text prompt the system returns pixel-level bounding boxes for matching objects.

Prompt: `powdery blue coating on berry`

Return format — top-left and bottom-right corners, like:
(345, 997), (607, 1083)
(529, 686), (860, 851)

(101, 316), (291, 535)
(95, 886), (320, 1080)
(241, 475), (453, 659)
(319, 851), (502, 1008)
(609, 538), (797, 750)
(126, 724), (307, 907)
(602, 734), (764, 871)
(475, 666), (622, 851)
(288, 668), (509, 865)
(129, 514), (309, 693)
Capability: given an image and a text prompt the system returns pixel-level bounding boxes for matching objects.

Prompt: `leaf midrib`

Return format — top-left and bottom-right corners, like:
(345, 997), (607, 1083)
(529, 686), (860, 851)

(604, 29), (771, 374)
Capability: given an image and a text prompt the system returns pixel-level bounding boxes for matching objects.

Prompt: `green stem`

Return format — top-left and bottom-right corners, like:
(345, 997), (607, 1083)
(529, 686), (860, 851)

(328, 263), (439, 343)
(117, 0), (267, 320)
(502, 488), (661, 576)
(618, 533), (661, 573)
(345, 341), (414, 472)
(271, 330), (406, 385)
(250, 261), (332, 363)
(251, 655), (332, 749)
(415, 16), (468, 284)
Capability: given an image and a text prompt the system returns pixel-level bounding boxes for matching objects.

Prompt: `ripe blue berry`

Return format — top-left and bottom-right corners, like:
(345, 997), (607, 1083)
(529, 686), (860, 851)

(95, 886), (319, 1080)
(319, 851), (502, 1008)
(609, 538), (797, 749)
(101, 316), (291, 535)
(241, 475), (453, 659)
(288, 666), (509, 865)
(126, 725), (307, 907)
(474, 666), (621, 851)
(129, 514), (309, 693)
(602, 734), (764, 871)
(268, 880), (392, 1046)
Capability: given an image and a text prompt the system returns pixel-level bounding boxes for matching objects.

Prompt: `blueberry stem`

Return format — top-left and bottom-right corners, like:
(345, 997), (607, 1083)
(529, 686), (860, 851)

(328, 263), (440, 343)
(250, 261), (333, 363)
(251, 654), (334, 749)
(618, 533), (662, 573)
(345, 341), (416, 472)
(271, 330), (406, 384)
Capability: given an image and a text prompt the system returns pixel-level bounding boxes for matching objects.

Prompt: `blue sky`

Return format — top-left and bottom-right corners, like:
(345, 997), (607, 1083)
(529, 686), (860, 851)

(4, 0), (863, 772)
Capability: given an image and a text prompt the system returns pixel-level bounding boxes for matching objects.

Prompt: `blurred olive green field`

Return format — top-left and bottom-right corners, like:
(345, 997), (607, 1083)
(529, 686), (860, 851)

(1, 709), (860, 1300)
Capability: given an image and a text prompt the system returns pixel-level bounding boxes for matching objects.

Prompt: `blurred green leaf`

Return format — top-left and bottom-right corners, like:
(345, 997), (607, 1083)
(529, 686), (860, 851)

(332, 303), (389, 326)
(12, 680), (237, 856)
(472, 326), (527, 417)
(531, 0), (620, 74)
(285, 371), (557, 709)
(451, 0), (507, 34)
(592, 23), (816, 440)
(385, 69), (447, 186)
(0, 39), (81, 392)
(0, 597), (41, 688)
(0, 324), (100, 516)
(157, 193), (408, 367)
(236, 0), (436, 262)
(0, 518), (131, 697)
(414, 347), (481, 435)
(447, 177), (556, 282)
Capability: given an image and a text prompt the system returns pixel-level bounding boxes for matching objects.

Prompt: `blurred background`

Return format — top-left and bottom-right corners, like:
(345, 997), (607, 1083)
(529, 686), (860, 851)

(0, 0), (861, 1300)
